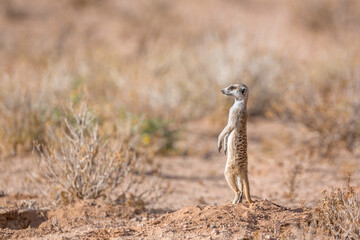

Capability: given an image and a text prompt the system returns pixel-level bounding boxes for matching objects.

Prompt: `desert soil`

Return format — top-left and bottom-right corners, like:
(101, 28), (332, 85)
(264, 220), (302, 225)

(1, 119), (359, 239)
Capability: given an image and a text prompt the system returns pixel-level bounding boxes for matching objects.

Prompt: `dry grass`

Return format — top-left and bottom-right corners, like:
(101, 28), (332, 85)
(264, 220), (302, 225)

(0, 66), (71, 157)
(0, 32), (288, 157)
(289, 0), (360, 32)
(273, 52), (360, 156)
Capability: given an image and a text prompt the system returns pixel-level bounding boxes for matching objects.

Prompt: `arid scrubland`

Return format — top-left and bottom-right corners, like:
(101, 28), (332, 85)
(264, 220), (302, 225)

(0, 0), (359, 239)
(1, 0), (359, 155)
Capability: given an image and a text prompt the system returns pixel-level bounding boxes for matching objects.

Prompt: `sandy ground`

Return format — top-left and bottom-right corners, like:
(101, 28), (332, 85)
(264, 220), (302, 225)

(0, 119), (359, 239)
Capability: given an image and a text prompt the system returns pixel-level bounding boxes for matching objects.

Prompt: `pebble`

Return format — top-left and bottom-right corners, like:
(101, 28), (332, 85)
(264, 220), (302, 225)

(210, 225), (216, 228)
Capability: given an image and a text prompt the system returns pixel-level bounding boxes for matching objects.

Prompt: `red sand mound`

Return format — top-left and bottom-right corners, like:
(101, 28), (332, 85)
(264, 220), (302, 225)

(151, 200), (311, 239)
(0, 198), (311, 239)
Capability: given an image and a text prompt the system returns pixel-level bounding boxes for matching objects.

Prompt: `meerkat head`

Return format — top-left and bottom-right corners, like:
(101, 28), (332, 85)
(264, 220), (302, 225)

(221, 83), (249, 102)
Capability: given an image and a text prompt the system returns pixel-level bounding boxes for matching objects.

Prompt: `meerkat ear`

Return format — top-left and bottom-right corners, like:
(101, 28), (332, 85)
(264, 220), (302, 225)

(241, 88), (246, 95)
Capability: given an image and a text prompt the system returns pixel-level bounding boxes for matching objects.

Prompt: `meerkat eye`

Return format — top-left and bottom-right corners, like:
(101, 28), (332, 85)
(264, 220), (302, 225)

(229, 86), (236, 90)
(241, 88), (246, 94)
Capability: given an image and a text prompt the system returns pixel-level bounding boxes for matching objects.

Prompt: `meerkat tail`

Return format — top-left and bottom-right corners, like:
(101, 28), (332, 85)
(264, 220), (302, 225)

(242, 177), (253, 204)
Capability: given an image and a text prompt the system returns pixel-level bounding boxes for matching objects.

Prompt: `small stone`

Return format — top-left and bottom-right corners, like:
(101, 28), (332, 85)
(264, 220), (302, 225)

(212, 229), (219, 235)
(210, 225), (216, 228)
(132, 217), (142, 222)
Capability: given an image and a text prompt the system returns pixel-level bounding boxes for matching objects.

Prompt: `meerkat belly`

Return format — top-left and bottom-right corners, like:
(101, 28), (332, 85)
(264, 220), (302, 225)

(227, 131), (236, 156)
(227, 130), (247, 168)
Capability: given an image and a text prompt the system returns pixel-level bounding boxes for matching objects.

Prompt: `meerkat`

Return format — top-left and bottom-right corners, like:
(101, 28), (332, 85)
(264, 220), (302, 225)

(218, 83), (253, 204)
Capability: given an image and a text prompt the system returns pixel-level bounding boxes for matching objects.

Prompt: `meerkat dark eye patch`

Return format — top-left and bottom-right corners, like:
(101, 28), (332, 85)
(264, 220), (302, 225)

(229, 86), (236, 90)
(241, 88), (246, 94)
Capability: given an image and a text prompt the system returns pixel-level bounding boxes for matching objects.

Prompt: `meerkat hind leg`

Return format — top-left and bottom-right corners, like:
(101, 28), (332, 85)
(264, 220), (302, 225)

(225, 171), (241, 204)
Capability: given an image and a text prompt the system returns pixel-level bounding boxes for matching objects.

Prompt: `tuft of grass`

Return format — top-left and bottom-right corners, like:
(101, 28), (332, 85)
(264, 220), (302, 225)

(283, 160), (304, 201)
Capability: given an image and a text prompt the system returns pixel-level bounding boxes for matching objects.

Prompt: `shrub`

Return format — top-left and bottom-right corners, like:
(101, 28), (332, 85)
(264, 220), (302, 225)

(314, 179), (360, 239)
(35, 104), (141, 204)
(284, 179), (359, 239)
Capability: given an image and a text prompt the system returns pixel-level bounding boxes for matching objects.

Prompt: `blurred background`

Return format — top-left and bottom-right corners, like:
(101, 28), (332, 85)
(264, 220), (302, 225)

(0, 0), (359, 207)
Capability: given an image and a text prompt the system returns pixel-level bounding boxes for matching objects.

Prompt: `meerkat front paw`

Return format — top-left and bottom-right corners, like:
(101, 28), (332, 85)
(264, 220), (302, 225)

(217, 142), (222, 153)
